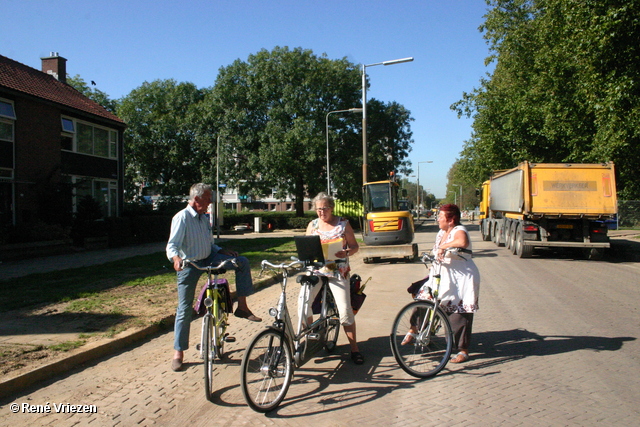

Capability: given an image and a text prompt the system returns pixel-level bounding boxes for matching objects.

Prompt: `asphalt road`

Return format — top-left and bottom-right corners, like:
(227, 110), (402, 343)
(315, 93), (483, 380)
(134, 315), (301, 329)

(2, 221), (639, 425)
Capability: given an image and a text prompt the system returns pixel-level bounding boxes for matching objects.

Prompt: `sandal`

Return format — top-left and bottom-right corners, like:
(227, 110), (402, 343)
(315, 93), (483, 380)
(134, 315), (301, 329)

(401, 332), (416, 345)
(450, 352), (469, 363)
(350, 351), (365, 365)
(234, 308), (262, 322)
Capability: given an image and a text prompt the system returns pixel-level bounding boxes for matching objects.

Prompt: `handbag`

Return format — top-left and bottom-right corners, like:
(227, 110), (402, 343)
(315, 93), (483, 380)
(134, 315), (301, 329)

(193, 279), (233, 316)
(350, 274), (367, 314)
(407, 276), (428, 297)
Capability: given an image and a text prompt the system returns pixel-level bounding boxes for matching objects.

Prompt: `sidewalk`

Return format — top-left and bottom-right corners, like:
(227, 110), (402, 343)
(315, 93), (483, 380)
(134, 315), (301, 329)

(0, 230), (305, 399)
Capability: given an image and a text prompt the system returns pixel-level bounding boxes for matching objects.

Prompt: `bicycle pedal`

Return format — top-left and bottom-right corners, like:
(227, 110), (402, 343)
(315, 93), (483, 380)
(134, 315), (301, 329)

(308, 333), (320, 340)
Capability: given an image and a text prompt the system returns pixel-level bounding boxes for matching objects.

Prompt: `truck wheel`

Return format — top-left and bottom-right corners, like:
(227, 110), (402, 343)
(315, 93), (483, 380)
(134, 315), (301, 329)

(515, 226), (533, 258)
(584, 248), (605, 260)
(505, 221), (512, 250)
(481, 223), (491, 241)
(510, 222), (518, 254)
(492, 224), (504, 247)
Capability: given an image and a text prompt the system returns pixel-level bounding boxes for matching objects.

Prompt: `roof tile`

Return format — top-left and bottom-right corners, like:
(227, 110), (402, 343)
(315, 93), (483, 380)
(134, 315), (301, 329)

(0, 54), (124, 124)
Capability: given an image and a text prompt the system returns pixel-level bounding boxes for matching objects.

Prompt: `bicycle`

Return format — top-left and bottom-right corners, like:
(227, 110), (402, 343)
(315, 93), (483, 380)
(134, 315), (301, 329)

(240, 258), (340, 412)
(185, 258), (237, 401)
(389, 251), (455, 378)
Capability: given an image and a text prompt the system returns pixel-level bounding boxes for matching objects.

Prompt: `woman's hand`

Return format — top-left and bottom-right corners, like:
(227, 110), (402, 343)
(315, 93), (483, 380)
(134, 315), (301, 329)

(335, 250), (349, 259)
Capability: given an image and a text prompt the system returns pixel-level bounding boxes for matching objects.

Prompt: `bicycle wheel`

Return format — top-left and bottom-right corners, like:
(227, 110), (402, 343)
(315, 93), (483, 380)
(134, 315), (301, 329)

(202, 315), (214, 400)
(390, 300), (453, 378)
(324, 302), (340, 353)
(240, 329), (293, 413)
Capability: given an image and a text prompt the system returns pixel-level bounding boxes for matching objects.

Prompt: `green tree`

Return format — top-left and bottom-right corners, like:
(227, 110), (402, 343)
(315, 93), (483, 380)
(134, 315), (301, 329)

(67, 75), (118, 113)
(117, 80), (211, 201)
(451, 0), (640, 199)
(207, 46), (413, 215)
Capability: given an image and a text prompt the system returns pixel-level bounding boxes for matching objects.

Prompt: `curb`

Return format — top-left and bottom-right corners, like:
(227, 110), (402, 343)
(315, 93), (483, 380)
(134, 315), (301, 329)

(0, 317), (174, 400)
(0, 275), (281, 400)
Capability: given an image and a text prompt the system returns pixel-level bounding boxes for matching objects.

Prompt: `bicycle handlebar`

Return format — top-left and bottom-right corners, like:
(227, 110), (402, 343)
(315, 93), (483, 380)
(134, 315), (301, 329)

(183, 258), (238, 271)
(420, 247), (471, 264)
(261, 258), (305, 271)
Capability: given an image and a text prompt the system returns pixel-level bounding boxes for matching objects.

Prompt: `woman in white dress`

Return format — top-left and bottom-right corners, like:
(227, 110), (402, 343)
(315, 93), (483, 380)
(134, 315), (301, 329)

(299, 192), (364, 364)
(405, 204), (480, 363)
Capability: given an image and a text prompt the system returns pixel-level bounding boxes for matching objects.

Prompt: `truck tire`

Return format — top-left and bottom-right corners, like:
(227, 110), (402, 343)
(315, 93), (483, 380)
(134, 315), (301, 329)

(505, 220), (513, 250)
(584, 248), (605, 260)
(492, 223), (504, 247)
(481, 222), (491, 241)
(509, 222), (518, 254)
(515, 225), (533, 258)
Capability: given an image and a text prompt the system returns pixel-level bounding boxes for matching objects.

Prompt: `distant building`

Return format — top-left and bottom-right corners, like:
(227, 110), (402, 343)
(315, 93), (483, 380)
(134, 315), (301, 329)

(0, 53), (126, 228)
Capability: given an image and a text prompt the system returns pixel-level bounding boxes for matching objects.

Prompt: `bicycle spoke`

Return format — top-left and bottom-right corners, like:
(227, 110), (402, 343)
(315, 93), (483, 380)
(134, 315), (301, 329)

(241, 330), (293, 412)
(390, 300), (453, 378)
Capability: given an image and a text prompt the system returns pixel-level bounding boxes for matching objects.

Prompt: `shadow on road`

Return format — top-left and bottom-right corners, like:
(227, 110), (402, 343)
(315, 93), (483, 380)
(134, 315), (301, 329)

(470, 328), (635, 367)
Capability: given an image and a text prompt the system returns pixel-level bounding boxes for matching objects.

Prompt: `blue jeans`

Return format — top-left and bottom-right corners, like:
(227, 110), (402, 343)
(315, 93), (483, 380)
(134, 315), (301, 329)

(174, 252), (254, 351)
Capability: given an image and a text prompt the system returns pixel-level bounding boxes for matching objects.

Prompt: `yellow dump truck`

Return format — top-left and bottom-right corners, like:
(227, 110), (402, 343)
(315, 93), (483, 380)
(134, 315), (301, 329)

(478, 162), (617, 259)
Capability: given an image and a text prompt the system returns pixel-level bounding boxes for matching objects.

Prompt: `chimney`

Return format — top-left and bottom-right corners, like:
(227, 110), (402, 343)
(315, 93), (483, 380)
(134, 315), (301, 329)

(41, 52), (67, 83)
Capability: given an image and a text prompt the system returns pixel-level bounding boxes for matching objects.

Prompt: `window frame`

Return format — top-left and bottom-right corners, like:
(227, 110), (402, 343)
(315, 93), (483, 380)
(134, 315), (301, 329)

(0, 98), (16, 120)
(61, 117), (118, 159)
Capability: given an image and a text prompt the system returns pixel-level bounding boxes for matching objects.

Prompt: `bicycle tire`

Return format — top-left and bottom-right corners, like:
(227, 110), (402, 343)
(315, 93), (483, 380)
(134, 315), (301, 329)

(324, 302), (340, 353)
(202, 315), (214, 400)
(390, 300), (453, 378)
(240, 329), (293, 413)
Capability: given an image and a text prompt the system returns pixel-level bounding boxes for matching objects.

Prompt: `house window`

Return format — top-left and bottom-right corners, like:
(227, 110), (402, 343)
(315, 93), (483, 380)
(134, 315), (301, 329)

(0, 98), (16, 143)
(109, 130), (118, 158)
(0, 99), (16, 120)
(73, 176), (118, 217)
(69, 119), (117, 159)
(61, 116), (74, 151)
(61, 117), (75, 133)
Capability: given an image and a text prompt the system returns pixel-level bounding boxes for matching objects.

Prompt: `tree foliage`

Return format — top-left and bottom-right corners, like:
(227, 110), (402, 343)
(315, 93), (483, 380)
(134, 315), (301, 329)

(117, 80), (210, 201)
(206, 46), (413, 214)
(451, 0), (640, 199)
(67, 75), (118, 113)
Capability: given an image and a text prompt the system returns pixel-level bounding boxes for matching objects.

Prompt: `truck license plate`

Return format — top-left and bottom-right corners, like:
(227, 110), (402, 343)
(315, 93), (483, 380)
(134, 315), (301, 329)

(557, 224), (573, 229)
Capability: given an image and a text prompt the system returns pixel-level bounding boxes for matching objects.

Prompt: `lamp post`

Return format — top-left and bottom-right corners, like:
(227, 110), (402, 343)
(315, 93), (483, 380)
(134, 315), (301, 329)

(362, 57), (414, 185)
(416, 160), (433, 219)
(453, 184), (462, 209)
(215, 135), (221, 238)
(326, 108), (363, 195)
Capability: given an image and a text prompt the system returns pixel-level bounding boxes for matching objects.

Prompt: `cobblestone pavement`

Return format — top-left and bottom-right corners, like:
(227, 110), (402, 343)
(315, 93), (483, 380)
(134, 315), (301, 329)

(1, 225), (639, 425)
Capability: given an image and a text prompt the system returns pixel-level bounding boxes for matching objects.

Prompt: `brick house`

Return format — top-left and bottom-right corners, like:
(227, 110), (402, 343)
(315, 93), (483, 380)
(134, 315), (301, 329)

(0, 53), (125, 230)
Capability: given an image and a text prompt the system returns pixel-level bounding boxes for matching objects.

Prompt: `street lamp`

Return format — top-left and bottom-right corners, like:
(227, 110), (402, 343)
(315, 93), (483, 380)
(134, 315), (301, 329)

(362, 57), (414, 185)
(416, 160), (433, 219)
(215, 135), (220, 238)
(326, 108), (363, 195)
(453, 184), (462, 209)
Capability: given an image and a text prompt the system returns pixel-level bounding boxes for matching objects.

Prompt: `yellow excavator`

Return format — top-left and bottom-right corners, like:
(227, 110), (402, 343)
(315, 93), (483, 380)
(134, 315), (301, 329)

(359, 176), (417, 263)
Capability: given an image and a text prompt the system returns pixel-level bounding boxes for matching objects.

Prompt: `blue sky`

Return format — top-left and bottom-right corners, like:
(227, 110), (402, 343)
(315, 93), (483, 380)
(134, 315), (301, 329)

(2, 0), (492, 199)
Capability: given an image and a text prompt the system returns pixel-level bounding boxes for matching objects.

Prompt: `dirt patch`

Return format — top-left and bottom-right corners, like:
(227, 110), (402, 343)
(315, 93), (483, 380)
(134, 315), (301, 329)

(0, 280), (178, 378)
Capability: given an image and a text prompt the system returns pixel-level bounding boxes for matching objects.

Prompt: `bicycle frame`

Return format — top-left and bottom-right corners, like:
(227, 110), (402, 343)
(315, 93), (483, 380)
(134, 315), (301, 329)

(262, 259), (337, 369)
(414, 254), (443, 345)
